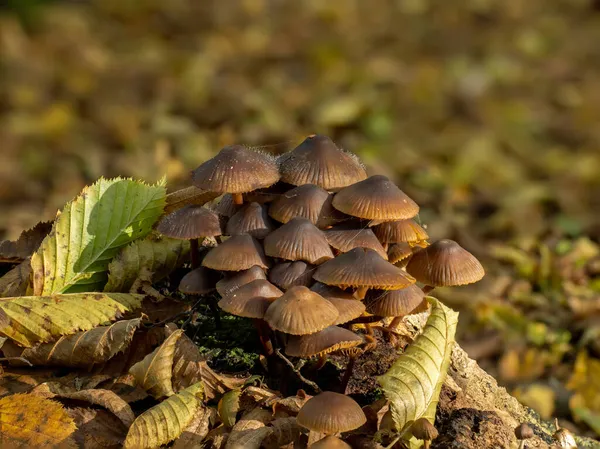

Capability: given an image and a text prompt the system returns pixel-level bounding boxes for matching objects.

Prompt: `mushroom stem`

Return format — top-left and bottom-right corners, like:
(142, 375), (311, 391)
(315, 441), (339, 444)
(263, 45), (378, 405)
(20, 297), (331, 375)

(518, 442), (525, 449)
(314, 353), (327, 370)
(253, 319), (274, 356)
(190, 239), (200, 269)
(341, 354), (357, 394)
(232, 193), (244, 205)
(422, 285), (435, 294)
(354, 286), (369, 299)
(423, 441), (431, 449)
(382, 242), (389, 252)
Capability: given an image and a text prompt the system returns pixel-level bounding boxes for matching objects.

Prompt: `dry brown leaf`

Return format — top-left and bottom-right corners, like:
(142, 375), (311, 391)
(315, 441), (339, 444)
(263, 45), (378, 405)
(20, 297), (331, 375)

(129, 328), (182, 398)
(205, 425), (229, 449)
(262, 417), (302, 449)
(135, 296), (191, 323)
(0, 261), (31, 298)
(98, 373), (149, 404)
(0, 221), (52, 264)
(171, 405), (216, 449)
(123, 381), (204, 449)
(0, 368), (60, 398)
(225, 407), (274, 449)
(2, 318), (141, 368)
(242, 385), (280, 406)
(271, 390), (312, 416)
(66, 407), (127, 449)
(0, 393), (77, 448)
(164, 186), (220, 214)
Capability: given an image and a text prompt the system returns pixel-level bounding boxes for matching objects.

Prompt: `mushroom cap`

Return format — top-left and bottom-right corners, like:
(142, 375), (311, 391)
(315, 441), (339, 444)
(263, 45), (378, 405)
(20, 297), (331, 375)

(515, 423), (534, 440)
(225, 202), (275, 239)
(264, 286), (338, 335)
(279, 135), (367, 190)
(216, 265), (267, 297)
(202, 234), (269, 271)
(406, 239), (485, 287)
(268, 261), (315, 290)
(243, 182), (291, 204)
(373, 219), (429, 244)
(387, 242), (414, 265)
(192, 145), (280, 194)
(327, 298), (366, 325)
(316, 193), (351, 229)
(286, 326), (363, 358)
(269, 184), (330, 225)
(212, 194), (239, 218)
(264, 217), (334, 265)
(411, 418), (438, 441)
(218, 279), (283, 319)
(324, 225), (388, 259)
(310, 282), (355, 301)
(364, 285), (425, 317)
(309, 436), (351, 449)
(313, 247), (416, 290)
(178, 267), (220, 295)
(332, 175), (419, 221)
(157, 205), (222, 239)
(297, 391), (367, 434)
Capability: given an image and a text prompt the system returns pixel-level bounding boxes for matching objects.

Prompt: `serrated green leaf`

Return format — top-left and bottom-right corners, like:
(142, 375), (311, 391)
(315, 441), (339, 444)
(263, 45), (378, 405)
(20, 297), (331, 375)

(31, 177), (166, 295)
(104, 235), (189, 292)
(378, 297), (458, 433)
(0, 293), (145, 347)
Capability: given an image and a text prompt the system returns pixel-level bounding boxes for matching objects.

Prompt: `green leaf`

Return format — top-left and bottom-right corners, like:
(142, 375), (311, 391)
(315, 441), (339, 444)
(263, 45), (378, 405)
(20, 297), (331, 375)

(0, 293), (145, 347)
(104, 235), (189, 292)
(31, 177), (166, 295)
(378, 297), (458, 433)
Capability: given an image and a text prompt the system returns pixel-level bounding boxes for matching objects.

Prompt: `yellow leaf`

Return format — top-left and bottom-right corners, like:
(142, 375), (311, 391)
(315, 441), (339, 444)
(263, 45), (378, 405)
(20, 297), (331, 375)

(172, 405), (215, 449)
(123, 382), (204, 449)
(0, 393), (77, 448)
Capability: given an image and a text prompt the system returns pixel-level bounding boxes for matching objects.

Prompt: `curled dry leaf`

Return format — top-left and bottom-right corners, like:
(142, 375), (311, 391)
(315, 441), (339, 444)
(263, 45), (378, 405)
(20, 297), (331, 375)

(129, 328), (183, 399)
(164, 186), (220, 215)
(0, 221), (52, 264)
(205, 425), (230, 449)
(0, 260), (31, 298)
(0, 293), (146, 347)
(271, 389), (312, 416)
(171, 405), (216, 449)
(66, 407), (126, 449)
(262, 417), (302, 449)
(1, 318), (141, 367)
(123, 381), (204, 449)
(0, 393), (77, 448)
(225, 407), (274, 449)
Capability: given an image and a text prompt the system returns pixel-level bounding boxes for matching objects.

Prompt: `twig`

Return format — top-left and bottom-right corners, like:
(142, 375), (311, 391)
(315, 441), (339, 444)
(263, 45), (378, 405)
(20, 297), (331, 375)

(0, 356), (33, 367)
(275, 349), (322, 393)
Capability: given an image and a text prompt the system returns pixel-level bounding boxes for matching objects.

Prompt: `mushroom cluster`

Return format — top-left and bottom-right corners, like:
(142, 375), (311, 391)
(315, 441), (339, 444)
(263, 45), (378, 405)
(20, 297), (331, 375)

(157, 135), (485, 397)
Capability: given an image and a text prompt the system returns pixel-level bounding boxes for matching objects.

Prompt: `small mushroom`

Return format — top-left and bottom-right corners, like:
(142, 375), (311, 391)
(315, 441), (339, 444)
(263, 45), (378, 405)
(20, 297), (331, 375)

(156, 205), (221, 268)
(296, 391), (367, 435)
(373, 219), (429, 248)
(324, 225), (388, 259)
(202, 234), (269, 271)
(411, 418), (438, 449)
(179, 266), (221, 327)
(215, 265), (267, 297)
(192, 145), (280, 205)
(309, 435), (351, 448)
(406, 239), (485, 293)
(552, 419), (577, 449)
(225, 202), (275, 239)
(264, 217), (334, 265)
(332, 175), (419, 221)
(269, 184), (330, 225)
(514, 423), (534, 449)
(387, 242), (414, 266)
(269, 261), (315, 290)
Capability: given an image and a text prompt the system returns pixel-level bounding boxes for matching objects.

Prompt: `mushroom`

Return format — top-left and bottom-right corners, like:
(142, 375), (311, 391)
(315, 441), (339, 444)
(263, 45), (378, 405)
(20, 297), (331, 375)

(316, 193), (351, 229)
(552, 419), (577, 449)
(268, 184), (330, 225)
(269, 261), (315, 290)
(179, 266), (221, 326)
(286, 325), (362, 365)
(387, 242), (414, 266)
(215, 265), (267, 297)
(279, 135), (367, 190)
(218, 279), (283, 355)
(202, 234), (269, 271)
(309, 435), (351, 448)
(296, 391), (367, 435)
(406, 239), (485, 293)
(313, 247), (415, 299)
(264, 286), (339, 335)
(192, 145), (280, 205)
(514, 423), (534, 449)
(225, 202), (275, 239)
(373, 218), (429, 251)
(332, 175), (419, 221)
(324, 225), (388, 259)
(264, 217), (334, 265)
(156, 205), (221, 268)
(411, 418), (438, 449)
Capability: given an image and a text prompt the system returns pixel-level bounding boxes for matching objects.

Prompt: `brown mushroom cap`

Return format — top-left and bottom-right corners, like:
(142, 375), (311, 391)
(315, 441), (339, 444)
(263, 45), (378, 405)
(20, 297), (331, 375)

(216, 265), (267, 297)
(309, 436), (351, 449)
(387, 242), (414, 265)
(515, 423), (534, 440)
(411, 418), (438, 441)
(310, 282), (355, 301)
(327, 298), (366, 325)
(178, 267), (220, 295)
(212, 194), (239, 218)
(406, 239), (485, 287)
(157, 205), (222, 239)
(332, 175), (419, 221)
(316, 193), (351, 229)
(313, 247), (416, 290)
(324, 225), (388, 259)
(279, 135), (367, 190)
(364, 285), (425, 317)
(202, 234), (269, 271)
(269, 184), (330, 225)
(286, 326), (362, 358)
(218, 279), (283, 319)
(297, 391), (367, 434)
(264, 217), (334, 265)
(268, 261), (315, 290)
(264, 286), (339, 335)
(373, 219), (429, 244)
(225, 202), (275, 239)
(192, 145), (280, 194)
(243, 182), (291, 204)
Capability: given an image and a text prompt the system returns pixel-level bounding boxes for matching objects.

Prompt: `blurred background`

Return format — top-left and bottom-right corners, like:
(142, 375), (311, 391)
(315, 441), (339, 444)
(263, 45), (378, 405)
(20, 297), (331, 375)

(1, 0), (600, 439)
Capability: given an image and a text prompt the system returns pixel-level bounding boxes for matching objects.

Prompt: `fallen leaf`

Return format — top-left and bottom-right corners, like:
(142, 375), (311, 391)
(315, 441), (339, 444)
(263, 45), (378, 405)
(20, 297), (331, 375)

(172, 405), (216, 449)
(0, 221), (52, 264)
(225, 407), (273, 449)
(219, 389), (243, 429)
(66, 407), (126, 449)
(0, 261), (31, 298)
(262, 417), (301, 449)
